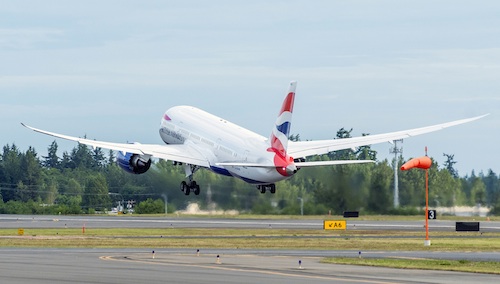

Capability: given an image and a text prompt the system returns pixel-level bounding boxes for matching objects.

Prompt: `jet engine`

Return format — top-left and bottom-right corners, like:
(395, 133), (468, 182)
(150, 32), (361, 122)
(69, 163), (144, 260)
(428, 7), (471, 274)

(116, 152), (152, 174)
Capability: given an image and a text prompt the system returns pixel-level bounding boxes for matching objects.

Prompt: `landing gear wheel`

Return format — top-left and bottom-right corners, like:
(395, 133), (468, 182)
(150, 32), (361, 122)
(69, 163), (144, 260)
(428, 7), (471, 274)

(181, 180), (201, 196)
(181, 181), (190, 195)
(270, 184), (276, 194)
(258, 185), (266, 194)
(189, 181), (200, 195)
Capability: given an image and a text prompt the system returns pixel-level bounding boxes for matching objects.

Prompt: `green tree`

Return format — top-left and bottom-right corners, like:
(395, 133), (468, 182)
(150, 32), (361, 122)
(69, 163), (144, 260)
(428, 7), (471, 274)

(443, 153), (458, 178)
(55, 195), (82, 214)
(470, 177), (487, 206)
(60, 151), (73, 169)
(70, 143), (93, 169)
(314, 165), (354, 214)
(43, 141), (60, 169)
(367, 162), (393, 213)
(398, 159), (426, 207)
(19, 147), (42, 201)
(430, 168), (462, 207)
(483, 169), (499, 206)
(43, 181), (58, 205)
(91, 147), (106, 169)
(82, 174), (111, 212)
(1, 144), (22, 201)
(107, 150), (115, 167)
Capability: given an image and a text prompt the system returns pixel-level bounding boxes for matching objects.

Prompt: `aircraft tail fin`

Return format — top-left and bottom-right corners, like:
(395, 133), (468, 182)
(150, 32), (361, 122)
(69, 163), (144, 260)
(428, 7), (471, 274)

(269, 81), (296, 157)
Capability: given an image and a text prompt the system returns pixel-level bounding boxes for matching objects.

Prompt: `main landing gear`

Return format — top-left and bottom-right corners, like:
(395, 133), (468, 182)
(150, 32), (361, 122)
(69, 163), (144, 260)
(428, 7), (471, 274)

(180, 163), (201, 196)
(257, 184), (276, 194)
(181, 180), (200, 195)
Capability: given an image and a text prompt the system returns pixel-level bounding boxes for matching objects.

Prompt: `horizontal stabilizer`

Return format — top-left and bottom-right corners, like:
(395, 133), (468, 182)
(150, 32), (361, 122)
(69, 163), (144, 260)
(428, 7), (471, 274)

(215, 159), (374, 168)
(295, 160), (375, 167)
(215, 162), (276, 168)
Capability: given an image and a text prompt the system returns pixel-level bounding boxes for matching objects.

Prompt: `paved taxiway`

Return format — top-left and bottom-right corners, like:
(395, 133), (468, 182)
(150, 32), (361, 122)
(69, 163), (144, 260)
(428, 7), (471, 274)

(0, 248), (498, 284)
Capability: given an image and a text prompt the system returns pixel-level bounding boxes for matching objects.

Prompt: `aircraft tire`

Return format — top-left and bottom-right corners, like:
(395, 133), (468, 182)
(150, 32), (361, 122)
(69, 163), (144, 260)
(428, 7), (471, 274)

(181, 181), (190, 195)
(258, 186), (266, 194)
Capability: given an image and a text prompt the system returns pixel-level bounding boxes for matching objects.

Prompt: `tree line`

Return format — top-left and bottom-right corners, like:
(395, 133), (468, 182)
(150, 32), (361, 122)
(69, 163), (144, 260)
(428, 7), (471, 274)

(1, 130), (499, 215)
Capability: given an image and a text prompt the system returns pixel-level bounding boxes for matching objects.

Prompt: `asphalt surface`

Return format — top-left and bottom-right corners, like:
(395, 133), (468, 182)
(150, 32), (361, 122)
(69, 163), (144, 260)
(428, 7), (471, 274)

(0, 248), (499, 284)
(1, 215), (499, 283)
(1, 214), (500, 232)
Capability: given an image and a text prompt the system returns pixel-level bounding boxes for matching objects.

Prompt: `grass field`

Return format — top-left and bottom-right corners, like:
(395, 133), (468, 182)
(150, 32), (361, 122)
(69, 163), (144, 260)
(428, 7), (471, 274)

(321, 257), (500, 275)
(1, 227), (499, 251)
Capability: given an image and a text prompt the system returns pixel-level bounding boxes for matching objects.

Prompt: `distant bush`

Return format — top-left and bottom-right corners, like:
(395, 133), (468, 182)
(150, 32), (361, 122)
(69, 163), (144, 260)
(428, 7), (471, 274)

(388, 206), (422, 215)
(135, 198), (165, 214)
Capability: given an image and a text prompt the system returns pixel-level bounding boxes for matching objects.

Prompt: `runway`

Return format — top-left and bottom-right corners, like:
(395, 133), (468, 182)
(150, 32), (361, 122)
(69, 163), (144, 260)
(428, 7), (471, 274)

(0, 248), (498, 284)
(1, 215), (499, 283)
(1, 214), (500, 232)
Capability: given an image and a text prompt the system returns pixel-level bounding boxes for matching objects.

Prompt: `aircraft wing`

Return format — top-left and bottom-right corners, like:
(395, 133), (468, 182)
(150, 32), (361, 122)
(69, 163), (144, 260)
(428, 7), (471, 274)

(21, 123), (210, 167)
(287, 114), (489, 158)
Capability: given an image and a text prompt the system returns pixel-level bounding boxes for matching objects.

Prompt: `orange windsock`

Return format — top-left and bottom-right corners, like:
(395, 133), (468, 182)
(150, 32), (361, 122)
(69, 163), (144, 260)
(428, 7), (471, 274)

(400, 156), (432, 170)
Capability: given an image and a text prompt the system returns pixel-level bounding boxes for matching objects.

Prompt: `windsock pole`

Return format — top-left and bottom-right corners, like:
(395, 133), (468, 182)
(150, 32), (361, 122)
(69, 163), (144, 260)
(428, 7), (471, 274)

(425, 162), (429, 245)
(401, 148), (432, 246)
(424, 147), (430, 246)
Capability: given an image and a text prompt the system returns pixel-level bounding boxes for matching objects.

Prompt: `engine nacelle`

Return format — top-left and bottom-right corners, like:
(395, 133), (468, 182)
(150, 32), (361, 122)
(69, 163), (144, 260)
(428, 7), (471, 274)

(116, 152), (152, 174)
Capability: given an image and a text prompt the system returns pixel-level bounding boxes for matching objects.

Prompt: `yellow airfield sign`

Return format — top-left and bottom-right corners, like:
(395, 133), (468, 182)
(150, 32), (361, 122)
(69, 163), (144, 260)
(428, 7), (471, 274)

(323, 220), (346, 230)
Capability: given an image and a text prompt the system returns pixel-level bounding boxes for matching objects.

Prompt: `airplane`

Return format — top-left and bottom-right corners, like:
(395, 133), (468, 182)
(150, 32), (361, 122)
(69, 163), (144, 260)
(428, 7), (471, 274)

(22, 81), (487, 195)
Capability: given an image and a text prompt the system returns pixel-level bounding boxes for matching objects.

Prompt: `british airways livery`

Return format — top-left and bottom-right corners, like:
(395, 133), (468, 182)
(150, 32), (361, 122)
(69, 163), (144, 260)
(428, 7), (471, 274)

(22, 81), (487, 195)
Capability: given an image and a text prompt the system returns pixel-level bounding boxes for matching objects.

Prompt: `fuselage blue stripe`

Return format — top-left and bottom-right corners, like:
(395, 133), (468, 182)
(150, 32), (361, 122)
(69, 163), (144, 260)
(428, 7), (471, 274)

(210, 166), (232, 177)
(209, 166), (268, 184)
(237, 176), (268, 185)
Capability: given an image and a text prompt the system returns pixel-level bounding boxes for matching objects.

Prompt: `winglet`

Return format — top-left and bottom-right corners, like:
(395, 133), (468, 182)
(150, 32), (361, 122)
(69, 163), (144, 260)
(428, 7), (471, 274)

(21, 122), (39, 132)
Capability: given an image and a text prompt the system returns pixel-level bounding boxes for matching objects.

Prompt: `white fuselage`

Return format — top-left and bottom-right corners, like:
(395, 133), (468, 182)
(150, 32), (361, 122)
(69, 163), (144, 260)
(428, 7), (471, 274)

(159, 106), (288, 184)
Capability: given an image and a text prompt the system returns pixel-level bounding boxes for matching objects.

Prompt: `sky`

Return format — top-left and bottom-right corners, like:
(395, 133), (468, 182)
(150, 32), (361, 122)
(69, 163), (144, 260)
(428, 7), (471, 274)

(1, 1), (499, 176)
